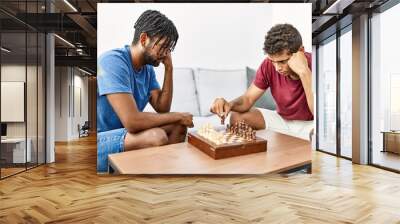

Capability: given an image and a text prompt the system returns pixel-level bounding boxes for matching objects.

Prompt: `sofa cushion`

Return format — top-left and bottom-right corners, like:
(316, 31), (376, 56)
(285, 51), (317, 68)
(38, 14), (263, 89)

(144, 67), (200, 116)
(195, 68), (248, 116)
(246, 67), (277, 110)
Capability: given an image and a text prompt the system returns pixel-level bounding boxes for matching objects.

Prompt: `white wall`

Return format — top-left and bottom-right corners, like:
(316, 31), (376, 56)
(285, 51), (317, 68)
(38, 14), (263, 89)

(55, 67), (68, 141)
(54, 67), (89, 141)
(98, 3), (311, 70)
(1, 65), (31, 138)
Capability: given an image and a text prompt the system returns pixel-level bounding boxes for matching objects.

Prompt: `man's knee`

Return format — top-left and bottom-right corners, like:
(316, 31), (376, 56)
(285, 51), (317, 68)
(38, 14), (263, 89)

(230, 111), (243, 125)
(170, 124), (187, 143)
(251, 108), (266, 129)
(148, 128), (168, 146)
(230, 109), (266, 130)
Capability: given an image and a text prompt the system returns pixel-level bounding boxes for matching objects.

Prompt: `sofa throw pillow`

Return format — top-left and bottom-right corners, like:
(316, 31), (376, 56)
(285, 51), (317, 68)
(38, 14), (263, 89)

(246, 67), (276, 110)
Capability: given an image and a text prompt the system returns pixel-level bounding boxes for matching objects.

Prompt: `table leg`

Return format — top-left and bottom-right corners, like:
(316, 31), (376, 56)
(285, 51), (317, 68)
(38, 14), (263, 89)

(281, 163), (312, 174)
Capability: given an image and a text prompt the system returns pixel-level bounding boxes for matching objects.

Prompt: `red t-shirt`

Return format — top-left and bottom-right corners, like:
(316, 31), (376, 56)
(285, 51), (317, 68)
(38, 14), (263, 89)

(253, 52), (313, 121)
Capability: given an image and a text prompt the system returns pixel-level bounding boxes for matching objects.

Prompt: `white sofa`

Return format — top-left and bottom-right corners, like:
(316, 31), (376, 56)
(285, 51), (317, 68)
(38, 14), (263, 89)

(144, 66), (312, 141)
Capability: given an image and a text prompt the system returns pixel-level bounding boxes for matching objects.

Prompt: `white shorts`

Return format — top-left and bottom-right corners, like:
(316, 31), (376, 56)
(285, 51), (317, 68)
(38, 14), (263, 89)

(257, 108), (314, 141)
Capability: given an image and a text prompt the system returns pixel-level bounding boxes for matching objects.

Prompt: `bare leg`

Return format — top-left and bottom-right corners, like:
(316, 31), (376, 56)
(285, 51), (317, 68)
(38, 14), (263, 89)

(159, 123), (187, 144)
(124, 128), (168, 151)
(230, 108), (266, 130)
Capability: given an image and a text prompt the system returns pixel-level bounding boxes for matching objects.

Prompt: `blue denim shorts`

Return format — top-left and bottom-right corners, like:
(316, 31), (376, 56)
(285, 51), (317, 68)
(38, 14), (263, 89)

(97, 128), (127, 173)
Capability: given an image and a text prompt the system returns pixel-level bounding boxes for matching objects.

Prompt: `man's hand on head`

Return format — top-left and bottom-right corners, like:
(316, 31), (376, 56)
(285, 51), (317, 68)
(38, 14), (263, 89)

(287, 51), (311, 78)
(162, 51), (173, 70)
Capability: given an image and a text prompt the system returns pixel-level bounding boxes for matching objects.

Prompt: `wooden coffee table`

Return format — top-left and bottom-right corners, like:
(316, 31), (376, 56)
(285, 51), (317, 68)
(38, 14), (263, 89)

(108, 130), (312, 175)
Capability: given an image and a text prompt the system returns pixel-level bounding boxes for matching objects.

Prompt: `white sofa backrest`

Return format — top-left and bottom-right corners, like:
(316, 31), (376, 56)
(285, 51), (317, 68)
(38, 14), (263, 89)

(144, 66), (200, 116)
(194, 68), (248, 116)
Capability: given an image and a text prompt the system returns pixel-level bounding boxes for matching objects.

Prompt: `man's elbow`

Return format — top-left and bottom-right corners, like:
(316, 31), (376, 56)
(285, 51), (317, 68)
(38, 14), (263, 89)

(155, 104), (171, 113)
(124, 118), (142, 134)
(157, 109), (170, 113)
(243, 96), (255, 112)
(126, 125), (139, 134)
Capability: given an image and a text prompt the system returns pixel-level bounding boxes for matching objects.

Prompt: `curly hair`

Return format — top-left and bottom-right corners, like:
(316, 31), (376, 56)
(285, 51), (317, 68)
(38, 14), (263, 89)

(132, 10), (179, 51)
(263, 24), (302, 55)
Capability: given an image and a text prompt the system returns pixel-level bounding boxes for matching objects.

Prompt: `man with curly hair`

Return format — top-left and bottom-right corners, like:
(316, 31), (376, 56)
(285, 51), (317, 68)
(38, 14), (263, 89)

(210, 24), (313, 140)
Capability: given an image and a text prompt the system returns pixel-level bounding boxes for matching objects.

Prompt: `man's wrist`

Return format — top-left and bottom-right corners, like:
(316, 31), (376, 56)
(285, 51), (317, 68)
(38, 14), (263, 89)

(164, 65), (173, 72)
(298, 68), (311, 78)
(228, 101), (235, 111)
(171, 112), (181, 120)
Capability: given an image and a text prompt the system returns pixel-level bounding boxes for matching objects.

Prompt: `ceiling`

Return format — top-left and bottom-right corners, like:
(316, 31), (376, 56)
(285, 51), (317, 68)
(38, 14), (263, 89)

(0, 0), (392, 75)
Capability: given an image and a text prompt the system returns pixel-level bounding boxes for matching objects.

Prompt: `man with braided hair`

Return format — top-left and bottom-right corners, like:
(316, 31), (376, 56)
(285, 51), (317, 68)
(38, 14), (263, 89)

(210, 24), (314, 140)
(97, 10), (193, 172)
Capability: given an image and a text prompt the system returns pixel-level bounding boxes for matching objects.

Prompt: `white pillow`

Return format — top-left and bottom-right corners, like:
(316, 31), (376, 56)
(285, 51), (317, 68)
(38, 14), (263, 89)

(194, 68), (248, 116)
(150, 66), (200, 116)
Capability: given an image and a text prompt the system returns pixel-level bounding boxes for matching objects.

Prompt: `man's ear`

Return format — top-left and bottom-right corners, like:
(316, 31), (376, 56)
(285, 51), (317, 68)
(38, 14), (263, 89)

(139, 32), (148, 48)
(298, 46), (305, 52)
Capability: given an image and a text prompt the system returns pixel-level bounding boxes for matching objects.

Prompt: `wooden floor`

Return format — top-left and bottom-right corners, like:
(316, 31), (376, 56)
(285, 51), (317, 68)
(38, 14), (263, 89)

(1, 135), (400, 223)
(1, 167), (26, 178)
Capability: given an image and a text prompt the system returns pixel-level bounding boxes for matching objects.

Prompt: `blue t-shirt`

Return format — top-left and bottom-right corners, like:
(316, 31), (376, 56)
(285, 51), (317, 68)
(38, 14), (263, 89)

(97, 45), (160, 133)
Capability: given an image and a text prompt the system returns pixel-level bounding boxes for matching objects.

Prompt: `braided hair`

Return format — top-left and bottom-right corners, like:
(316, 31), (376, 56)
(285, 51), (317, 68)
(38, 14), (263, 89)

(132, 10), (179, 52)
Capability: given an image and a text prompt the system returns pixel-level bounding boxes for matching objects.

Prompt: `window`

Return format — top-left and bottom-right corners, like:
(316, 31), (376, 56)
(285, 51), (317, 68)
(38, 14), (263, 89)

(317, 35), (337, 154)
(339, 27), (352, 158)
(0, 1), (47, 179)
(370, 2), (400, 171)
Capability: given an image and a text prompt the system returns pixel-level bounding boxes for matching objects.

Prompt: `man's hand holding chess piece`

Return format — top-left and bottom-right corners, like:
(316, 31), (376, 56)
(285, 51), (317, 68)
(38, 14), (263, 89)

(210, 97), (232, 125)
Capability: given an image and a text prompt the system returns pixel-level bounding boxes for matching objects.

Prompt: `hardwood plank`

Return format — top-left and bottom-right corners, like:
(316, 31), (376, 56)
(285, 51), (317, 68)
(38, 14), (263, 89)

(0, 134), (400, 223)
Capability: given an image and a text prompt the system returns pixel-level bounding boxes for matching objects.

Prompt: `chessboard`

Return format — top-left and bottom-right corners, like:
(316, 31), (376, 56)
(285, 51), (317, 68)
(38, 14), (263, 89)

(188, 121), (268, 159)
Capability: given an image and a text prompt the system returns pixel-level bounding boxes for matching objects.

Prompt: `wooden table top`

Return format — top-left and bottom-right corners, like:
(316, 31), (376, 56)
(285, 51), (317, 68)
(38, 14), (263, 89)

(108, 130), (311, 175)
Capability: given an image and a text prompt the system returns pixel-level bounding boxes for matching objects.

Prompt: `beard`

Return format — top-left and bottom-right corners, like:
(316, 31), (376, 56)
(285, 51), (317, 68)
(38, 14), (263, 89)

(288, 71), (300, 80)
(143, 50), (161, 67)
